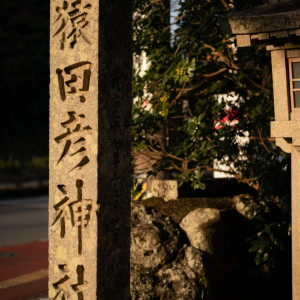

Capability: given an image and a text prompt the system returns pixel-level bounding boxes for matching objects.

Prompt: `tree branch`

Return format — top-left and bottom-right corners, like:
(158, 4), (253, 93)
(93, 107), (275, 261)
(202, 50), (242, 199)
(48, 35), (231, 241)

(203, 67), (227, 78)
(256, 127), (271, 153)
(220, 0), (230, 11)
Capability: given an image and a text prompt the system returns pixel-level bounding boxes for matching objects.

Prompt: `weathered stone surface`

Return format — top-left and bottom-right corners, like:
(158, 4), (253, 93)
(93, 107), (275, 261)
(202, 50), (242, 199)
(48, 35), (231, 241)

(131, 202), (183, 274)
(49, 1), (132, 299)
(291, 147), (300, 299)
(271, 50), (290, 123)
(131, 196), (293, 299)
(155, 245), (205, 299)
(137, 196), (233, 224)
(180, 208), (220, 252)
(179, 207), (240, 252)
(233, 194), (253, 219)
(130, 273), (156, 300)
(130, 202), (207, 299)
(49, 1), (100, 298)
(218, 0), (300, 35)
(151, 179), (178, 201)
(131, 246), (206, 299)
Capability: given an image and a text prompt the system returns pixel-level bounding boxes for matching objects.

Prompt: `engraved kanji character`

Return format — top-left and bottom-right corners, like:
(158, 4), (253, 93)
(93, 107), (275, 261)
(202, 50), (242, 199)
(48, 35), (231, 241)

(52, 180), (93, 255)
(56, 61), (92, 102)
(53, 264), (87, 300)
(53, 0), (92, 49)
(55, 111), (91, 170)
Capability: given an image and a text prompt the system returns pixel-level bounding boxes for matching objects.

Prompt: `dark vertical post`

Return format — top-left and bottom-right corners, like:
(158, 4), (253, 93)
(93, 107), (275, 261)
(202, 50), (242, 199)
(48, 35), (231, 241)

(98, 1), (132, 299)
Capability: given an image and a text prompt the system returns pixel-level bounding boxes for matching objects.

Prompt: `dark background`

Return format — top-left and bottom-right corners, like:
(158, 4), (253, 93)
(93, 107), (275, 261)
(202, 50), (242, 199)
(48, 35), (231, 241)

(0, 0), (49, 160)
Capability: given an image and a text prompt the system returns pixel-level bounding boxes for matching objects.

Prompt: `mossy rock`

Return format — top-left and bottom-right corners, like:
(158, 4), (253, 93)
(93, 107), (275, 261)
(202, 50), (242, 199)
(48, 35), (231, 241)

(136, 197), (234, 224)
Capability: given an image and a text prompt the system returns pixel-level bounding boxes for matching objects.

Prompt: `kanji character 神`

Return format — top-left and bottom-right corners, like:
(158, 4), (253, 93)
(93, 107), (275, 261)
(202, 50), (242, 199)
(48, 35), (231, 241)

(52, 180), (93, 255)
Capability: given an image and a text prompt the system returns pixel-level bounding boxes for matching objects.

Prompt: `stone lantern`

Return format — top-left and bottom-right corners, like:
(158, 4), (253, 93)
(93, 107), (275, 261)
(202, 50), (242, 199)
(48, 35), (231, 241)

(218, 1), (300, 299)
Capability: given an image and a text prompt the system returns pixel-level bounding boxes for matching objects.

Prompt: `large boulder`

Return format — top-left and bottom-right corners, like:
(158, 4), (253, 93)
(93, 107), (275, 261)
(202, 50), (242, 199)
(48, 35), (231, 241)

(130, 273), (156, 300)
(179, 207), (241, 253)
(155, 245), (206, 299)
(130, 245), (206, 299)
(131, 202), (183, 274)
(130, 202), (207, 299)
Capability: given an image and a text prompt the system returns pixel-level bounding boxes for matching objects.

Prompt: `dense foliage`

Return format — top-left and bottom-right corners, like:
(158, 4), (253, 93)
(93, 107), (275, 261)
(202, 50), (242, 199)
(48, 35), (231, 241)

(132, 0), (291, 271)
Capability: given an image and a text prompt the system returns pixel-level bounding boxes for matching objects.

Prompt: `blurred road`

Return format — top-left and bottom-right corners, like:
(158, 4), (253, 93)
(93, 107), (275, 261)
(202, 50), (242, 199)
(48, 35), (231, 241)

(0, 196), (48, 299)
(0, 241), (48, 300)
(0, 195), (48, 247)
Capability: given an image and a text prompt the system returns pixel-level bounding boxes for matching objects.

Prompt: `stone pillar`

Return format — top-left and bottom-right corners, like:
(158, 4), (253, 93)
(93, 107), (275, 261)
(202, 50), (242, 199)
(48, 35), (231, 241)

(49, 1), (132, 299)
(292, 147), (300, 300)
(271, 48), (300, 300)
